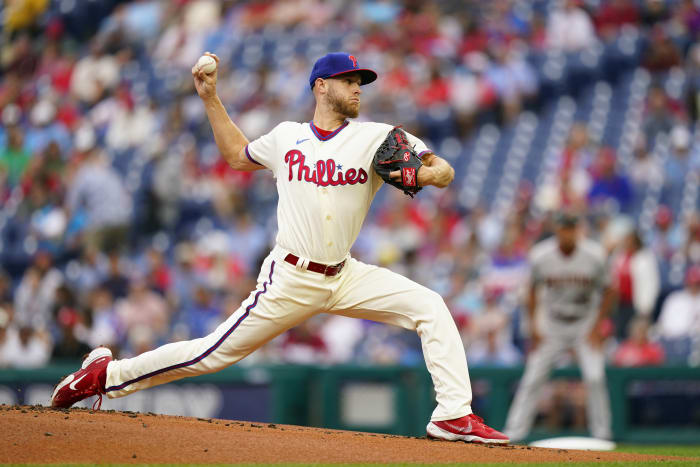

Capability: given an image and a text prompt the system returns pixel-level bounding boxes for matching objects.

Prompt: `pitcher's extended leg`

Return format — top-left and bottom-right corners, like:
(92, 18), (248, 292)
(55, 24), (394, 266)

(105, 257), (315, 398)
(329, 258), (471, 421)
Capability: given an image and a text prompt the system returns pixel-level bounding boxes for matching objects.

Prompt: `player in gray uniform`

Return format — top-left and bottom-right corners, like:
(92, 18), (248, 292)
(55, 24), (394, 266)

(504, 213), (614, 441)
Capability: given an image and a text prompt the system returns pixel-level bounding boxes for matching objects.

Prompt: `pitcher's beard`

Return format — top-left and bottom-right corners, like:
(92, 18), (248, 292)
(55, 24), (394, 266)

(328, 89), (360, 118)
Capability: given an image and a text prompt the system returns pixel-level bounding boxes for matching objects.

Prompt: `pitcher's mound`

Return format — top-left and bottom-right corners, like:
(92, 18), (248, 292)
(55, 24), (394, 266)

(0, 405), (678, 464)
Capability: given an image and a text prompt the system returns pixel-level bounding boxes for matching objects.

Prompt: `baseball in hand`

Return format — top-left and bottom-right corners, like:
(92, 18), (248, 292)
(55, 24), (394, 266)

(196, 55), (217, 74)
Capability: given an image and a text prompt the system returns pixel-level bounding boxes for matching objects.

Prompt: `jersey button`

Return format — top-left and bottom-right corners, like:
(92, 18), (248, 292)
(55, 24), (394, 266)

(322, 188), (328, 194)
(326, 215), (332, 220)
(327, 241), (333, 246)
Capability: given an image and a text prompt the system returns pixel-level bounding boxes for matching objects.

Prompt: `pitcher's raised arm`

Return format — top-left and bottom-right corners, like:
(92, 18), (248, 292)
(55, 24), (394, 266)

(192, 52), (264, 172)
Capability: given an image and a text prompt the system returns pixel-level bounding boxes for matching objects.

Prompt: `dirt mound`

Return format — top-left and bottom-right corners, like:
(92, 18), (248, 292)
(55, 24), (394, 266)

(0, 404), (679, 464)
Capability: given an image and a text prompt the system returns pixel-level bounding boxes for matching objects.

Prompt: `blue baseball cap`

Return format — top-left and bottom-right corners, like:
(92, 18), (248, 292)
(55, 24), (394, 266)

(309, 52), (377, 89)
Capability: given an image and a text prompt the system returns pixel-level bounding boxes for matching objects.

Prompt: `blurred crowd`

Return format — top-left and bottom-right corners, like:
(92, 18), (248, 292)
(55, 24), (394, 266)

(1, 0), (700, 370)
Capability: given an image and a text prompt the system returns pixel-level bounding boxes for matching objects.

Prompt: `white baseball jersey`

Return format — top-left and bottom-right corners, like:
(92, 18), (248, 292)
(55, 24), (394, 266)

(245, 120), (430, 263)
(530, 236), (609, 325)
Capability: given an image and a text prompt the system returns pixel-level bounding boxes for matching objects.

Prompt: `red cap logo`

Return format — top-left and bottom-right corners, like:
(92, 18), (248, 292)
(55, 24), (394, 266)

(349, 55), (358, 68)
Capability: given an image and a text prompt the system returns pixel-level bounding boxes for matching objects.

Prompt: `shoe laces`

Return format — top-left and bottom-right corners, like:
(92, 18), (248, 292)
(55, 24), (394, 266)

(469, 414), (484, 424)
(468, 414), (494, 431)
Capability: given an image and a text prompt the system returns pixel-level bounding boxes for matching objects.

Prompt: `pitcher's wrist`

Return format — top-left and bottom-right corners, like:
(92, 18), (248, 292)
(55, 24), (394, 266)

(417, 166), (434, 186)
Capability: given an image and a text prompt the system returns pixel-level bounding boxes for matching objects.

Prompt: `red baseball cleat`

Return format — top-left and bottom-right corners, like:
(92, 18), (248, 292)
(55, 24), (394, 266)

(51, 347), (112, 409)
(427, 413), (510, 444)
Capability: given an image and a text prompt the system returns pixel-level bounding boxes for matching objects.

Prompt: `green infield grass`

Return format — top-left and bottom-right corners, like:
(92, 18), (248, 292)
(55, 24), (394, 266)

(4, 444), (700, 466)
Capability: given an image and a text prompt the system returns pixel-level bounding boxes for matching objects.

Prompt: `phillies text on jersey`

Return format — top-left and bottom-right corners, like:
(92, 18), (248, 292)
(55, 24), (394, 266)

(245, 120), (431, 264)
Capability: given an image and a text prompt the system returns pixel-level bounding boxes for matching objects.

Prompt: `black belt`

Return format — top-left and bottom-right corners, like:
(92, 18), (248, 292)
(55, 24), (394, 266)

(553, 314), (583, 323)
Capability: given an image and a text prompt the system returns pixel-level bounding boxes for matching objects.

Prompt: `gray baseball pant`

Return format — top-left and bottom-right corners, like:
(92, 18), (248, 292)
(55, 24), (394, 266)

(503, 336), (612, 441)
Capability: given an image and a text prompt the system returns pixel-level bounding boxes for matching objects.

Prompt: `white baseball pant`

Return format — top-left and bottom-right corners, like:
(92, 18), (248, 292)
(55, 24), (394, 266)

(503, 335), (612, 440)
(105, 245), (473, 421)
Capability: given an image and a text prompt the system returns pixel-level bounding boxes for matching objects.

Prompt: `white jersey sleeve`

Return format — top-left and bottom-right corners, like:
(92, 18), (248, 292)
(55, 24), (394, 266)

(404, 130), (433, 158)
(244, 122), (286, 172)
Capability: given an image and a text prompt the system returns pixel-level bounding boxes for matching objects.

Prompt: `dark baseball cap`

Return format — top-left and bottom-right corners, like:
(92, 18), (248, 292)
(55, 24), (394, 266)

(555, 211), (580, 228)
(309, 52), (377, 89)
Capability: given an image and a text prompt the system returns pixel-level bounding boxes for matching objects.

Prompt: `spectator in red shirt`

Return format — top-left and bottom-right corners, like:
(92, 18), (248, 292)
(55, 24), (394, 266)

(595, 0), (640, 41)
(613, 317), (665, 367)
(380, 53), (412, 95)
(281, 318), (328, 364)
(460, 16), (489, 55)
(36, 40), (75, 96)
(642, 25), (682, 72)
(417, 65), (451, 108)
(611, 230), (660, 340)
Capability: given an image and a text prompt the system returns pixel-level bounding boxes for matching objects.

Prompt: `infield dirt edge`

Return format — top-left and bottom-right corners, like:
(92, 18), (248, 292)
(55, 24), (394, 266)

(0, 404), (690, 464)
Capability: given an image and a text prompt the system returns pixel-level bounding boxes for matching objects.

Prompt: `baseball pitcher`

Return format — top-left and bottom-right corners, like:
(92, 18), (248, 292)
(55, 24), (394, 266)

(503, 213), (614, 441)
(51, 52), (508, 444)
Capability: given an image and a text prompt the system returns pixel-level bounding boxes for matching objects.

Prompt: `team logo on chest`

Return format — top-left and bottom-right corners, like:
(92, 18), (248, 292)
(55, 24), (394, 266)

(284, 149), (368, 186)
